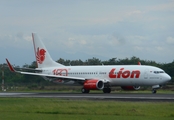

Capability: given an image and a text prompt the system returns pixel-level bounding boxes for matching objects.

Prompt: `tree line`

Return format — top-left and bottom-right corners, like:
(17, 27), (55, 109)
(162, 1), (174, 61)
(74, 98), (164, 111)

(1, 56), (174, 86)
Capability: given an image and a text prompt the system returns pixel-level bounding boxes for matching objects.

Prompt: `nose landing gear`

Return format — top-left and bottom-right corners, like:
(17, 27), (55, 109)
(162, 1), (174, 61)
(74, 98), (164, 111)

(152, 89), (157, 94)
(152, 85), (161, 94)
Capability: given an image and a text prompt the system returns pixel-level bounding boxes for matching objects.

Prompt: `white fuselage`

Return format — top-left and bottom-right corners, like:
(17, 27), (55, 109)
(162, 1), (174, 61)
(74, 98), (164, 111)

(40, 65), (171, 86)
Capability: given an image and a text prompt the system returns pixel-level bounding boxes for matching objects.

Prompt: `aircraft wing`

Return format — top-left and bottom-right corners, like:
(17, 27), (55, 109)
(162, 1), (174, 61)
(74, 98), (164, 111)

(5, 65), (42, 72)
(6, 59), (85, 81)
(3, 62), (42, 72)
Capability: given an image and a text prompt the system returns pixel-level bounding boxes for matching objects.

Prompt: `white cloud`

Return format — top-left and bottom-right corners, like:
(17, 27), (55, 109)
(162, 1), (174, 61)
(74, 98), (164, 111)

(127, 35), (148, 45)
(127, 10), (143, 16)
(0, 33), (32, 49)
(155, 46), (164, 51)
(149, 1), (174, 12)
(133, 46), (144, 51)
(166, 37), (174, 44)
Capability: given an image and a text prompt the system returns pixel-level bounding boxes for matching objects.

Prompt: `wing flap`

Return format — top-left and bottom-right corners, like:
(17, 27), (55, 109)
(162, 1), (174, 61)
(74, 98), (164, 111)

(19, 71), (85, 80)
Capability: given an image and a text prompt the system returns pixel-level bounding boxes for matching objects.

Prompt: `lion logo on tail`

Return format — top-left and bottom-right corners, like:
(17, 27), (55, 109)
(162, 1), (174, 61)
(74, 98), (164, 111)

(36, 47), (46, 64)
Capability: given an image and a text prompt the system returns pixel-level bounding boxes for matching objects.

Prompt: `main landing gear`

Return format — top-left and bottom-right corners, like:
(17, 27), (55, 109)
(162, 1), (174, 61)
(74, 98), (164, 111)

(103, 88), (111, 93)
(81, 87), (111, 93)
(81, 88), (90, 93)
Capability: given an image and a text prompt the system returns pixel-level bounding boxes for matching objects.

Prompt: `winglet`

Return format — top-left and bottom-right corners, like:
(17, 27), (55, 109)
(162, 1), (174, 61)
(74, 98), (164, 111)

(6, 59), (16, 72)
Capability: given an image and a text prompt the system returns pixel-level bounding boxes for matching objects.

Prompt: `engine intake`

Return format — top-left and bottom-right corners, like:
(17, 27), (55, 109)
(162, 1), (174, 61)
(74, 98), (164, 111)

(83, 79), (104, 90)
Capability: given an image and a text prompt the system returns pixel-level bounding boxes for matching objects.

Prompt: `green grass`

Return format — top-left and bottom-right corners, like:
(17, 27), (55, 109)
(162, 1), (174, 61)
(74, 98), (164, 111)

(0, 98), (173, 120)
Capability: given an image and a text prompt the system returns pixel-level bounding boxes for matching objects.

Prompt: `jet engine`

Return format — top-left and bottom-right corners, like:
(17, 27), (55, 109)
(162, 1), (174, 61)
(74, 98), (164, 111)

(121, 86), (140, 90)
(83, 79), (104, 90)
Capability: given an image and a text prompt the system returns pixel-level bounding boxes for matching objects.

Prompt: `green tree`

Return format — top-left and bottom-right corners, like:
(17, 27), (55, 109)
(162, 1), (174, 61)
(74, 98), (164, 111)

(85, 57), (101, 65)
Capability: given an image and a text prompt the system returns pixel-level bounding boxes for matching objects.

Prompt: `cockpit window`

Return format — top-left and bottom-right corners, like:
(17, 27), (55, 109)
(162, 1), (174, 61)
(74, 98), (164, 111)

(154, 71), (164, 74)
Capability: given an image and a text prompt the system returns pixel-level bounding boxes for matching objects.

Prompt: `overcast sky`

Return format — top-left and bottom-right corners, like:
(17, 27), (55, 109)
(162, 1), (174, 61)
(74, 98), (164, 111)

(0, 0), (174, 66)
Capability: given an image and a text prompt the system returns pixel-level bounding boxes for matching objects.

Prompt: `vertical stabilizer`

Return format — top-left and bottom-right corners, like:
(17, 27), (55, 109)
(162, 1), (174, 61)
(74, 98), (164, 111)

(32, 33), (64, 68)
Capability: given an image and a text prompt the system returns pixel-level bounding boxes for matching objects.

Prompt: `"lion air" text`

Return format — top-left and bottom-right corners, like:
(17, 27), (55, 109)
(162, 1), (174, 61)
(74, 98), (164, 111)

(109, 68), (140, 78)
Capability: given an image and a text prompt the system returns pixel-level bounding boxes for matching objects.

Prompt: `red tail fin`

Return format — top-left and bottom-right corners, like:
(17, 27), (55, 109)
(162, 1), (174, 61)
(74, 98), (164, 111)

(32, 33), (64, 68)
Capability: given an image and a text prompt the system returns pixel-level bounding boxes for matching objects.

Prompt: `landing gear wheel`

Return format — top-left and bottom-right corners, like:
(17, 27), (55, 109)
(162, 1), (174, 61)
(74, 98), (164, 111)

(152, 89), (157, 94)
(81, 88), (90, 93)
(103, 88), (111, 93)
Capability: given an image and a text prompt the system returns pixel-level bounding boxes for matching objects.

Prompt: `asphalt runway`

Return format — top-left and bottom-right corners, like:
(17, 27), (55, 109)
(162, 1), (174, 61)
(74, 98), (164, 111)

(0, 92), (174, 102)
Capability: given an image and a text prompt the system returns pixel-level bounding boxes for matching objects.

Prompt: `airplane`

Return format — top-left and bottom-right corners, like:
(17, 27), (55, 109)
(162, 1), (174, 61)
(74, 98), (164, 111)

(6, 33), (171, 94)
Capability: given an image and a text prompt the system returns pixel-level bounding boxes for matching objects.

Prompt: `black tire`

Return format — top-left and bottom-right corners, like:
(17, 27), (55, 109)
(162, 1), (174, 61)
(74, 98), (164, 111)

(152, 89), (157, 94)
(107, 88), (111, 93)
(103, 88), (111, 93)
(81, 88), (90, 93)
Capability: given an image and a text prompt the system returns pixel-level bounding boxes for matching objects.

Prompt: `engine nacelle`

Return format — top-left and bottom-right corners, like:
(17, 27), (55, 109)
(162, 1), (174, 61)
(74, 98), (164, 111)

(83, 79), (104, 90)
(121, 86), (140, 90)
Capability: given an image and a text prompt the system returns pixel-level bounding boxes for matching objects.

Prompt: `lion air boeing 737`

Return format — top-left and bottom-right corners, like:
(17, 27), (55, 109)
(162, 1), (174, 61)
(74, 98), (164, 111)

(6, 33), (171, 94)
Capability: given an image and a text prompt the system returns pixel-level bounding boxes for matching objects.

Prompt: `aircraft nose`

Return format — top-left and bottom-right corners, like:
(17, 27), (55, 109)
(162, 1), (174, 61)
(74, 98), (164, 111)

(165, 74), (171, 82)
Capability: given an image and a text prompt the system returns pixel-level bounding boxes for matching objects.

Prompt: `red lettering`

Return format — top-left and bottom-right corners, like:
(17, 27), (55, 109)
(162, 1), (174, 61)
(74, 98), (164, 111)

(130, 70), (140, 78)
(109, 68), (140, 79)
(109, 68), (116, 78)
(122, 70), (130, 78)
(52, 69), (68, 76)
(117, 68), (124, 78)
(52, 69), (57, 75)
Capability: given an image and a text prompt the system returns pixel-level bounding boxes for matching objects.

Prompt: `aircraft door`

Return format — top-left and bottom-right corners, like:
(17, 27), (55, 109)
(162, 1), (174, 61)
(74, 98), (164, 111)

(144, 69), (148, 79)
